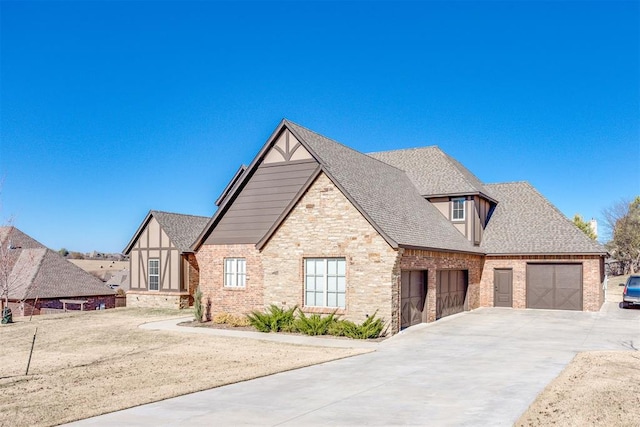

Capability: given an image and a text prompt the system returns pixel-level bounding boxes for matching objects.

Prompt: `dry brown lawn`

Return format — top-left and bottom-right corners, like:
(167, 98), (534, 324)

(518, 274), (640, 426)
(68, 259), (128, 280)
(0, 308), (369, 427)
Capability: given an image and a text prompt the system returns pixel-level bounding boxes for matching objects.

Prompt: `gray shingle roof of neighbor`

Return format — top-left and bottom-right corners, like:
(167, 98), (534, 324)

(480, 182), (607, 255)
(285, 120), (482, 253)
(0, 227), (115, 300)
(150, 211), (210, 253)
(368, 146), (495, 200)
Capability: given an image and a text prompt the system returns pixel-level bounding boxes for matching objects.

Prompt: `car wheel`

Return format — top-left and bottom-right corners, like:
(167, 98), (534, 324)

(622, 301), (629, 309)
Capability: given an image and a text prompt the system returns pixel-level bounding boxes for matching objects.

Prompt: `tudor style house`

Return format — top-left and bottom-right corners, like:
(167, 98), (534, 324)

(185, 120), (605, 334)
(124, 211), (209, 308)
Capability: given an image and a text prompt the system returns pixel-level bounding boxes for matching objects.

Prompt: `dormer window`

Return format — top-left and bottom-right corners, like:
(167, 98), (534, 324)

(452, 198), (465, 221)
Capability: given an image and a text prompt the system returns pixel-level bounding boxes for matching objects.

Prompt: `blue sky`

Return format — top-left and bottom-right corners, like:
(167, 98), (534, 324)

(1, 1), (638, 253)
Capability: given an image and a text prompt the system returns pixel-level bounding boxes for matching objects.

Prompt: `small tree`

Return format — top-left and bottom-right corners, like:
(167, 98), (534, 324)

(573, 214), (597, 240)
(58, 248), (69, 258)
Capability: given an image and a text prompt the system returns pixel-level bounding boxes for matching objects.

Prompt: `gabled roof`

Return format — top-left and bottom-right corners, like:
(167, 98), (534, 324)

(123, 210), (209, 254)
(285, 121), (480, 253)
(480, 182), (606, 255)
(368, 146), (496, 201)
(193, 119), (479, 253)
(0, 227), (114, 300)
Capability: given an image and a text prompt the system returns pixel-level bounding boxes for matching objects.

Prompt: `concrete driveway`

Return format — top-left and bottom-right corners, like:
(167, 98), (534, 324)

(70, 302), (640, 426)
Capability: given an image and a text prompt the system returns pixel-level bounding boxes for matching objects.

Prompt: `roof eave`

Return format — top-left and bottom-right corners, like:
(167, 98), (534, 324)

(398, 244), (484, 255)
(485, 251), (608, 257)
(425, 191), (498, 204)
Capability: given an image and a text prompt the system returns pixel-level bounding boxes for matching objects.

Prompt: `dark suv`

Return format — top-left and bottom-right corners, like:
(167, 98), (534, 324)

(622, 275), (640, 308)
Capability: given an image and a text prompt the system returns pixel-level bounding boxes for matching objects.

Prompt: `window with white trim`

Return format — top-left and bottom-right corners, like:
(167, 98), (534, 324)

(148, 259), (159, 291)
(304, 258), (346, 308)
(452, 198), (465, 221)
(224, 258), (246, 288)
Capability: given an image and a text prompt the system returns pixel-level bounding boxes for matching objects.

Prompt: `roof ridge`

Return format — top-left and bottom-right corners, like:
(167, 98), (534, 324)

(151, 210), (209, 219)
(367, 145), (440, 155)
(284, 120), (413, 176)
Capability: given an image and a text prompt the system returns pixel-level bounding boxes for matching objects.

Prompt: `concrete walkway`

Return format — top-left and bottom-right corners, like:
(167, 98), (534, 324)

(70, 302), (640, 426)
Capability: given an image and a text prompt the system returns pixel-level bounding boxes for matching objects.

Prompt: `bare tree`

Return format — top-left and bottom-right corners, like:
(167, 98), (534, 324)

(603, 197), (640, 274)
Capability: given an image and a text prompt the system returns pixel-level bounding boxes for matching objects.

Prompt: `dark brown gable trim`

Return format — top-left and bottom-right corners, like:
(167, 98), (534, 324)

(192, 120), (315, 251)
(255, 165), (323, 250)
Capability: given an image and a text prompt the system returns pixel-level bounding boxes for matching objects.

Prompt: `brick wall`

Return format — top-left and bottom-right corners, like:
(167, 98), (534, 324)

(261, 173), (399, 329)
(480, 255), (605, 311)
(398, 248), (485, 324)
(10, 295), (116, 317)
(186, 253), (200, 306)
(196, 244), (264, 319)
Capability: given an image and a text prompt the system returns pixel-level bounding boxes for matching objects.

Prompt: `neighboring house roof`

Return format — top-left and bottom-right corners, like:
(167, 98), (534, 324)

(1, 227), (115, 300)
(123, 210), (210, 254)
(480, 182), (606, 255)
(106, 269), (130, 290)
(368, 146), (495, 201)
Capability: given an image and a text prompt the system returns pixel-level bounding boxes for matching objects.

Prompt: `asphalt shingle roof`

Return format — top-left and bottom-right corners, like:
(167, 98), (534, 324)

(368, 146), (494, 199)
(150, 211), (210, 252)
(480, 182), (606, 255)
(1, 227), (115, 300)
(286, 121), (481, 253)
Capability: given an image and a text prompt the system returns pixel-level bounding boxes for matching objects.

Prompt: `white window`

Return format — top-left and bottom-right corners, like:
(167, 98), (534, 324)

(452, 198), (465, 221)
(148, 259), (159, 291)
(224, 258), (246, 288)
(304, 258), (346, 308)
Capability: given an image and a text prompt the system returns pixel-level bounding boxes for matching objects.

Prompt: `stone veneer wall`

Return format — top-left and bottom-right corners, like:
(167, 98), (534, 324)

(196, 244), (264, 319)
(480, 255), (605, 311)
(398, 248), (485, 324)
(261, 173), (399, 329)
(126, 291), (190, 309)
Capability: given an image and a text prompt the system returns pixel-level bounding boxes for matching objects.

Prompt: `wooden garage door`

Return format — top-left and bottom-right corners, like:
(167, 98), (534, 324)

(527, 263), (582, 310)
(401, 271), (426, 328)
(436, 270), (468, 319)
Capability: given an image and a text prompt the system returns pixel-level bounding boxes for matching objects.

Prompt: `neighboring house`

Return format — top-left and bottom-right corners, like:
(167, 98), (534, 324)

(123, 211), (209, 309)
(0, 226), (116, 316)
(106, 270), (130, 290)
(189, 120), (606, 335)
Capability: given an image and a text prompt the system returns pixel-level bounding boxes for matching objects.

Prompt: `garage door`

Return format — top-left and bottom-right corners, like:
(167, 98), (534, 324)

(527, 263), (582, 310)
(436, 270), (468, 319)
(401, 271), (426, 328)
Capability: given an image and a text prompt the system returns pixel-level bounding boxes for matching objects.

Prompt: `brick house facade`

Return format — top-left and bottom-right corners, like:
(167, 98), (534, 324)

(131, 120), (606, 335)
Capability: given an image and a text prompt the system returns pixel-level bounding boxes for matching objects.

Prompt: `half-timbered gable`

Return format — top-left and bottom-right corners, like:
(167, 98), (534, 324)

(124, 211), (208, 309)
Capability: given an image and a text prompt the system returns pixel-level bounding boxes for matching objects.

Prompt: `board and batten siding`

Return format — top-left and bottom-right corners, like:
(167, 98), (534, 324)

(205, 160), (319, 245)
(129, 217), (182, 292)
(429, 196), (493, 246)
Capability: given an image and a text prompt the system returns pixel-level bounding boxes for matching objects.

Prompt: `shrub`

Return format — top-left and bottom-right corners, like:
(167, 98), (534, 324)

(293, 310), (338, 336)
(246, 305), (296, 332)
(328, 312), (386, 339)
(213, 312), (251, 327)
(193, 287), (203, 322)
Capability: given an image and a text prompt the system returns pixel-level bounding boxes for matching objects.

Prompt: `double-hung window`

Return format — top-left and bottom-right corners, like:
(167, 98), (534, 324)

(304, 258), (346, 308)
(148, 259), (159, 291)
(224, 258), (246, 288)
(452, 198), (465, 221)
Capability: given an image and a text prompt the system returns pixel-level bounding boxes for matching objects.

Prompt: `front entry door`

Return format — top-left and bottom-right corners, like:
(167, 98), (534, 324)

(494, 269), (513, 307)
(401, 271), (426, 328)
